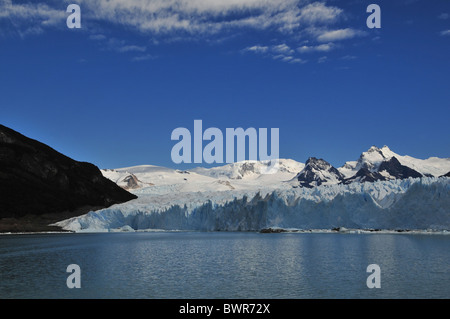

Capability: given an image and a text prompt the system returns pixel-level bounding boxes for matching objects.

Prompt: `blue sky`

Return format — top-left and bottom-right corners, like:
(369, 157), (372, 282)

(1, 0), (449, 170)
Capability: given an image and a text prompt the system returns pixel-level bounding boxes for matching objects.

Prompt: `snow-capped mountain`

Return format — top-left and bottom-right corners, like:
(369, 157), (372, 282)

(290, 146), (446, 187)
(293, 157), (344, 188)
(101, 146), (450, 191)
(342, 156), (423, 184)
(339, 145), (450, 178)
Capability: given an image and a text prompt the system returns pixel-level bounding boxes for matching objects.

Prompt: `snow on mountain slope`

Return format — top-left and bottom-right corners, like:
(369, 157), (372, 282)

(102, 165), (237, 193)
(55, 176), (450, 232)
(394, 155), (450, 177)
(339, 146), (450, 178)
(191, 159), (304, 180)
(338, 161), (358, 179)
(102, 159), (304, 194)
(356, 145), (391, 172)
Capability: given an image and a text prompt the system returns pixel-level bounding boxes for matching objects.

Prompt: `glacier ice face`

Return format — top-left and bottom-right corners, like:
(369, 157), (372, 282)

(55, 177), (450, 232)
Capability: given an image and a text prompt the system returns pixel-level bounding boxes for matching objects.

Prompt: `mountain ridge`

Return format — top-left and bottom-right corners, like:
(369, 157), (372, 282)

(0, 124), (137, 232)
(101, 145), (450, 191)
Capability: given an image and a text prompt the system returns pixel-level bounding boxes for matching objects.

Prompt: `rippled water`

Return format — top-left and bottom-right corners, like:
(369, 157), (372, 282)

(0, 232), (448, 298)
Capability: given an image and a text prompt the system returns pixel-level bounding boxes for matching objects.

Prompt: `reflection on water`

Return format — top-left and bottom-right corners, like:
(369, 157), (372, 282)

(0, 232), (448, 298)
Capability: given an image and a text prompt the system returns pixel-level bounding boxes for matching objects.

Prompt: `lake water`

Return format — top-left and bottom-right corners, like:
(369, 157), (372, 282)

(0, 232), (448, 299)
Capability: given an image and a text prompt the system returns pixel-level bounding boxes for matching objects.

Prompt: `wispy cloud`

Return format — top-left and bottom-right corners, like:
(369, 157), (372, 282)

(104, 38), (147, 53)
(0, 0), (368, 62)
(298, 2), (343, 24)
(440, 30), (450, 36)
(438, 13), (449, 20)
(289, 58), (305, 64)
(0, 0), (65, 37)
(116, 45), (147, 53)
(243, 43), (299, 64)
(272, 44), (294, 55)
(0, 0), (65, 25)
(74, 0), (305, 35)
(1, 0), (344, 39)
(243, 45), (269, 54)
(317, 28), (366, 42)
(297, 43), (334, 53)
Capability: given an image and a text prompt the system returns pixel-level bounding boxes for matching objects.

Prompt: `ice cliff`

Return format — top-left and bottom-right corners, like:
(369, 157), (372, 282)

(55, 177), (450, 232)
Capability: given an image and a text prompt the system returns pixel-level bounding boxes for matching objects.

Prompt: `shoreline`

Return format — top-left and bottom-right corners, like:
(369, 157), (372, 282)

(1, 227), (449, 236)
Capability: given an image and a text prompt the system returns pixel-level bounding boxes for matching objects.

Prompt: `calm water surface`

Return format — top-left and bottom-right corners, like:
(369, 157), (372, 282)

(0, 232), (448, 298)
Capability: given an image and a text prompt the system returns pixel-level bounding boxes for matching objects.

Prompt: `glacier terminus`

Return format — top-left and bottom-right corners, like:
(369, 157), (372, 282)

(54, 146), (450, 233)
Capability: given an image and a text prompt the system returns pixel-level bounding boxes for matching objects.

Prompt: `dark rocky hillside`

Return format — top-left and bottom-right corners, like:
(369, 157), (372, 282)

(0, 124), (137, 232)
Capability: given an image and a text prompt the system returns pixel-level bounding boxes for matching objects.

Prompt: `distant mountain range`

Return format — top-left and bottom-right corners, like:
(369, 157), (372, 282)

(102, 145), (450, 191)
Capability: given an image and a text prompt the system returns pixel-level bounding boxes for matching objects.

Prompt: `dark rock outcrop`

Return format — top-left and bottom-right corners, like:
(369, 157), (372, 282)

(295, 157), (344, 188)
(260, 227), (287, 233)
(378, 157), (422, 179)
(342, 167), (384, 184)
(0, 124), (137, 231)
(441, 171), (450, 178)
(122, 174), (143, 190)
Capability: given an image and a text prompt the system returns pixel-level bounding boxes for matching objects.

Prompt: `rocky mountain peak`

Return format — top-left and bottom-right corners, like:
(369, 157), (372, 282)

(295, 157), (344, 188)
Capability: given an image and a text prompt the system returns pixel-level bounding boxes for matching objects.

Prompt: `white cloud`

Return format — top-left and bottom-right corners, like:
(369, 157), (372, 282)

(438, 13), (449, 20)
(73, 0), (304, 34)
(299, 2), (343, 24)
(244, 42), (316, 65)
(0, 0), (365, 64)
(440, 30), (450, 36)
(243, 45), (269, 54)
(289, 58), (305, 64)
(105, 38), (147, 53)
(0, 0), (65, 36)
(272, 44), (294, 55)
(1, 0), (345, 39)
(272, 54), (285, 60)
(317, 28), (366, 42)
(243, 44), (294, 56)
(297, 43), (334, 53)
(117, 45), (147, 53)
(0, 0), (65, 25)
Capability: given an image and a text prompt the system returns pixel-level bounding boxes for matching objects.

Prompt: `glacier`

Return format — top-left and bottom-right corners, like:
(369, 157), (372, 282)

(55, 176), (450, 232)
